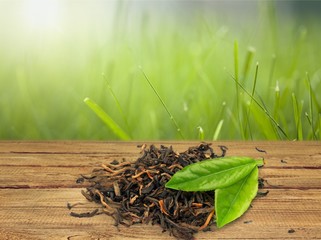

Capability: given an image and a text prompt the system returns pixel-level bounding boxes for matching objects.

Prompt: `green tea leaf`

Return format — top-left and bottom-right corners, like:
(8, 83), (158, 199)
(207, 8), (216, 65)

(165, 157), (262, 192)
(215, 167), (259, 228)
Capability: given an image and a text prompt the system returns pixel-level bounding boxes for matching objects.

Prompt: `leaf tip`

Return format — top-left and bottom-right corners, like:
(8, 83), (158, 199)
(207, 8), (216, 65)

(216, 222), (225, 229)
(164, 181), (175, 190)
(256, 158), (265, 167)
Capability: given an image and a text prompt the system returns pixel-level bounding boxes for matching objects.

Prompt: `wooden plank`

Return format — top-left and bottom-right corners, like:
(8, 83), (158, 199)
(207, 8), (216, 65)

(0, 141), (321, 239)
(1, 141), (320, 167)
(1, 166), (321, 189)
(1, 188), (321, 239)
(1, 141), (321, 189)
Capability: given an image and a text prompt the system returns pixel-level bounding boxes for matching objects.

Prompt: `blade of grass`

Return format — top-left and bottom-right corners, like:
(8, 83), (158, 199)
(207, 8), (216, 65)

(250, 63), (259, 112)
(273, 80), (280, 122)
(213, 119), (224, 141)
(233, 40), (245, 139)
(267, 54), (276, 100)
(226, 106), (240, 138)
(244, 62), (259, 139)
(102, 74), (132, 137)
(305, 112), (313, 139)
(257, 94), (282, 139)
(291, 93), (303, 140)
(305, 112), (318, 140)
(234, 40), (239, 82)
(306, 72), (317, 139)
(319, 113), (321, 140)
(242, 47), (255, 81)
(140, 66), (185, 139)
(217, 101), (227, 124)
(84, 97), (131, 140)
(229, 73), (288, 140)
(197, 126), (204, 140)
(212, 102), (226, 139)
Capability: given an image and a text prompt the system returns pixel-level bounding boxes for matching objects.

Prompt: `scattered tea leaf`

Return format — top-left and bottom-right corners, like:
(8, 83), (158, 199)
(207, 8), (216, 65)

(243, 220), (253, 224)
(288, 228), (295, 233)
(70, 209), (99, 218)
(255, 147), (267, 153)
(257, 190), (269, 197)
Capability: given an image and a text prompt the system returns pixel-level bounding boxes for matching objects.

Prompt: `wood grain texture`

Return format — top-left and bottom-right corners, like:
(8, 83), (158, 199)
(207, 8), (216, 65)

(0, 141), (321, 239)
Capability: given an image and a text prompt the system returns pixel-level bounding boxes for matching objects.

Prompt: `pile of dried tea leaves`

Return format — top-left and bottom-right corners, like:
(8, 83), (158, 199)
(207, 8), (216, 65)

(70, 143), (228, 240)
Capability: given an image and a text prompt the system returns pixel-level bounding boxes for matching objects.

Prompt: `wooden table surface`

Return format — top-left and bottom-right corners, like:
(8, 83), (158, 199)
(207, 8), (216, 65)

(1, 141), (321, 239)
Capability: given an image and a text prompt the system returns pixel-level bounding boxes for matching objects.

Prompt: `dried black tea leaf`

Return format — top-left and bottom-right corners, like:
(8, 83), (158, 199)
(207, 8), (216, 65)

(71, 143), (226, 240)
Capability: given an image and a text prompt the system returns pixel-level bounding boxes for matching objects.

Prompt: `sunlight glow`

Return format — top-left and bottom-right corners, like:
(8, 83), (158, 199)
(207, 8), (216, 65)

(23, 0), (61, 31)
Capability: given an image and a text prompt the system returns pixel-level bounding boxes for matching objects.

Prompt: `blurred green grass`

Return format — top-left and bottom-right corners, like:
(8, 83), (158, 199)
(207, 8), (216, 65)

(0, 1), (320, 140)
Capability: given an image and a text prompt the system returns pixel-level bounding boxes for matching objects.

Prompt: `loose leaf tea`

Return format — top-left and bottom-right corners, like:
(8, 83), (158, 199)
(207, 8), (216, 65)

(71, 144), (264, 239)
(71, 143), (227, 240)
(165, 156), (260, 191)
